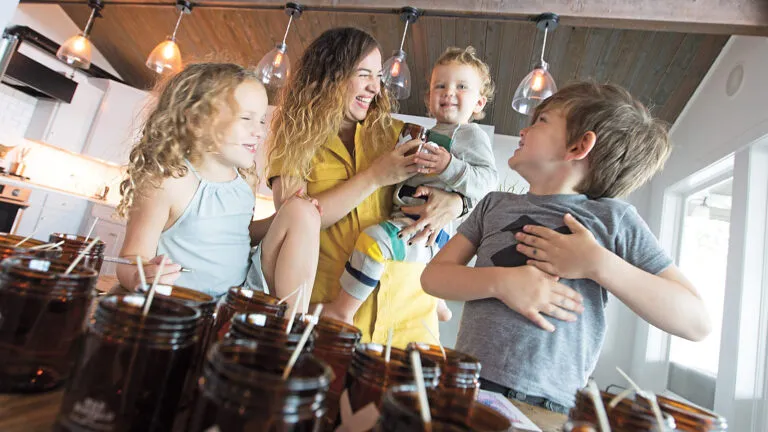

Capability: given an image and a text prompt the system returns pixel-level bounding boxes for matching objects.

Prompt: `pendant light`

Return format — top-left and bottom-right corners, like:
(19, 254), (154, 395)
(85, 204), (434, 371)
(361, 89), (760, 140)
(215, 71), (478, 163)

(382, 7), (420, 100)
(512, 13), (559, 115)
(56, 0), (104, 70)
(146, 0), (193, 74)
(254, 2), (303, 88)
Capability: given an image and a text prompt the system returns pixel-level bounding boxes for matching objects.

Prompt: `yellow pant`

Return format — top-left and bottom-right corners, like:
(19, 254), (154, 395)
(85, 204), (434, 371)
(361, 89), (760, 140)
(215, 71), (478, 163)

(354, 260), (440, 349)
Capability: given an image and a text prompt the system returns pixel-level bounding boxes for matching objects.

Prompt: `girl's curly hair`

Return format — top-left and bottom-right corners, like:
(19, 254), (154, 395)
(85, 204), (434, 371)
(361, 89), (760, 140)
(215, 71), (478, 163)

(118, 62), (259, 217)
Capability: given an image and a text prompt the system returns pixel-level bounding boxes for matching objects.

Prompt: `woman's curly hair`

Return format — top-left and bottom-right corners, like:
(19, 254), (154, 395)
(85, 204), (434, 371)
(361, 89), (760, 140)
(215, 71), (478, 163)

(118, 62), (259, 217)
(267, 27), (395, 196)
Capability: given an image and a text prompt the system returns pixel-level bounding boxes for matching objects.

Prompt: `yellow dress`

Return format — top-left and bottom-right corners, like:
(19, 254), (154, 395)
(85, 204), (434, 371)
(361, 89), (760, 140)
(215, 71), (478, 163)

(268, 120), (439, 347)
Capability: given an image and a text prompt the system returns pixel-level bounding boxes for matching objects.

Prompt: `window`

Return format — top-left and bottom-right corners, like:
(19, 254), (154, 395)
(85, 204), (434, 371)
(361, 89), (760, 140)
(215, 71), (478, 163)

(667, 178), (733, 408)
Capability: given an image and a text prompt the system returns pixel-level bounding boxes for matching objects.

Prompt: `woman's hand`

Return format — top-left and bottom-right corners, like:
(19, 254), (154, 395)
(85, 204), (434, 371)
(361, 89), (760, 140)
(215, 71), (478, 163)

(365, 139), (422, 188)
(289, 188), (323, 216)
(399, 186), (463, 246)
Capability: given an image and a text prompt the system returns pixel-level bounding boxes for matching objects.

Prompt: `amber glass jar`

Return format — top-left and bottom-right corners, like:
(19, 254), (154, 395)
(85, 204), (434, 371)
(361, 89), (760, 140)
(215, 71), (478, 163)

(346, 343), (441, 414)
(300, 314), (362, 430)
(49, 233), (106, 274)
(0, 233), (62, 260)
(407, 342), (481, 401)
(188, 338), (333, 432)
(376, 384), (511, 432)
(570, 389), (676, 431)
(55, 295), (201, 432)
(226, 312), (315, 353)
(211, 287), (287, 342)
(148, 284), (218, 431)
(0, 256), (97, 393)
(637, 394), (727, 431)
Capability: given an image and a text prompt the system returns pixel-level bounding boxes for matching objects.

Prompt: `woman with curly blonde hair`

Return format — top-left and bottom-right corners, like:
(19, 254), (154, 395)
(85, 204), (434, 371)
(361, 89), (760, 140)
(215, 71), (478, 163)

(268, 28), (465, 345)
(117, 62), (320, 304)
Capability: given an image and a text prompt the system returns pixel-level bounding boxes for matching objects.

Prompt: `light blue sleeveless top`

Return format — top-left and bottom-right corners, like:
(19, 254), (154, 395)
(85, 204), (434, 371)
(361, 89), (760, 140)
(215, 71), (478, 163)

(156, 160), (254, 297)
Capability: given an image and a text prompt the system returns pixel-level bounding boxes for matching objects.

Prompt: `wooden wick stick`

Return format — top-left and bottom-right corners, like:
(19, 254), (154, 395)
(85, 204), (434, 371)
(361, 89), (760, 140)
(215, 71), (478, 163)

(410, 350), (432, 431)
(421, 319), (446, 360)
(28, 240), (64, 251)
(283, 304), (323, 379)
(84, 217), (100, 242)
(141, 257), (166, 316)
(384, 327), (393, 363)
(135, 255), (148, 293)
(13, 230), (36, 247)
(285, 286), (304, 335)
(64, 237), (100, 274)
(586, 379), (611, 432)
(616, 367), (665, 429)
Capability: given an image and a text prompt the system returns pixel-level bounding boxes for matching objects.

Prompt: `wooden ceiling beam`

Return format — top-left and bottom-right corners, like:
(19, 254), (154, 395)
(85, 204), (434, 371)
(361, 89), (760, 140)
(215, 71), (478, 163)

(25, 0), (768, 36)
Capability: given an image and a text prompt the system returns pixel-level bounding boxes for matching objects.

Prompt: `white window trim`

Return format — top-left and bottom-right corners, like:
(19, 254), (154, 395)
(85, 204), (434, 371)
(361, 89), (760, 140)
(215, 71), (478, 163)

(630, 141), (768, 431)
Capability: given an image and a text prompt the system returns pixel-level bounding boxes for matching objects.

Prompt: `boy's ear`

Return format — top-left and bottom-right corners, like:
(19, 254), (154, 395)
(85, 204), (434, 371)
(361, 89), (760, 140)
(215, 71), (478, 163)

(566, 131), (596, 161)
(473, 95), (488, 115)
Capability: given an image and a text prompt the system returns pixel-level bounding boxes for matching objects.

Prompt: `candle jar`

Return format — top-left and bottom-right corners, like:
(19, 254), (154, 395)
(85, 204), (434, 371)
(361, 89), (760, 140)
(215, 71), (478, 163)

(49, 233), (106, 274)
(211, 286), (287, 343)
(55, 294), (201, 432)
(188, 338), (333, 432)
(0, 256), (96, 393)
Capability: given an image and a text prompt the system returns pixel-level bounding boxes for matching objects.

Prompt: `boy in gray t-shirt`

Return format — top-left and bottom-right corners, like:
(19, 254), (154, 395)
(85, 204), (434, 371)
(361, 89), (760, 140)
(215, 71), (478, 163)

(422, 82), (712, 412)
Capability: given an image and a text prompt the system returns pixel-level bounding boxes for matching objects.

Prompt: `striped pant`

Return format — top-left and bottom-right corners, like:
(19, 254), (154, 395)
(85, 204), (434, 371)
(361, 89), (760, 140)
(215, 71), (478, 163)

(340, 217), (450, 301)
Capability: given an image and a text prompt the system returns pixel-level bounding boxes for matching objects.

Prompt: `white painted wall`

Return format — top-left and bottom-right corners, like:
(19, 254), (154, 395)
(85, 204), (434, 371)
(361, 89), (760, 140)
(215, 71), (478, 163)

(1, 0), (20, 30)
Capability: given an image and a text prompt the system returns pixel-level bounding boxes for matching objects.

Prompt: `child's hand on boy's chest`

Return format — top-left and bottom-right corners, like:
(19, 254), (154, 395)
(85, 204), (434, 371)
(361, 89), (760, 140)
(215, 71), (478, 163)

(494, 265), (584, 332)
(514, 213), (606, 280)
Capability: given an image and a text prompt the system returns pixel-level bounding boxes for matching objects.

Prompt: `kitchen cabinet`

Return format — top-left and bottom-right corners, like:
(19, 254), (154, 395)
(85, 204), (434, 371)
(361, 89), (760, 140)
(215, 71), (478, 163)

(13, 187), (46, 238)
(24, 80), (105, 154)
(13, 189), (89, 242)
(18, 42), (105, 154)
(82, 79), (149, 165)
(80, 203), (126, 276)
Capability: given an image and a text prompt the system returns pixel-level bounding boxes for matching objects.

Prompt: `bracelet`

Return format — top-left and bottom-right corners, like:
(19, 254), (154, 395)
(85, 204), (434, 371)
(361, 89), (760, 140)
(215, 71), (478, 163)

(459, 194), (471, 217)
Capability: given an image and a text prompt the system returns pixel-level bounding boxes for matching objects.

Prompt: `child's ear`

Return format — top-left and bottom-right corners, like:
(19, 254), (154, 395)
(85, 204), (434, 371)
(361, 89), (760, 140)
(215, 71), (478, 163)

(473, 95), (488, 115)
(566, 131), (596, 161)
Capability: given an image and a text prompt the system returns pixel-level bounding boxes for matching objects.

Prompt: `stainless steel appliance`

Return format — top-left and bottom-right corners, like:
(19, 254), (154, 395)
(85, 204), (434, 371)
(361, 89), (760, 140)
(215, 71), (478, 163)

(0, 178), (31, 234)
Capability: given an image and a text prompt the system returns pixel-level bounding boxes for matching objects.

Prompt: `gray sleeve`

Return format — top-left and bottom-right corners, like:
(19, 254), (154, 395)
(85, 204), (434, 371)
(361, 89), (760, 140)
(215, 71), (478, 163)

(614, 206), (673, 275)
(435, 124), (498, 207)
(456, 193), (492, 246)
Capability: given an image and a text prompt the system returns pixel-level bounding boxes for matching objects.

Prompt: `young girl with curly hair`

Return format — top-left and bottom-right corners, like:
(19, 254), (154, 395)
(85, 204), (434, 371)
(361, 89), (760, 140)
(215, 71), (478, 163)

(116, 62), (320, 305)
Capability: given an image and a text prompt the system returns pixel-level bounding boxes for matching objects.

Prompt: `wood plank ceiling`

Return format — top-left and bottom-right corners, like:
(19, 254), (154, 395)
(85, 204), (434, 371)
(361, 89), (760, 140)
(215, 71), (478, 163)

(60, 4), (728, 136)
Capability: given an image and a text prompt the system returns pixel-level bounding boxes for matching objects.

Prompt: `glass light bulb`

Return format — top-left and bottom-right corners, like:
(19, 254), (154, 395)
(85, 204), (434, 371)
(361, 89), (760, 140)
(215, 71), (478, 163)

(56, 34), (93, 69)
(511, 66), (557, 115)
(146, 39), (182, 74)
(255, 44), (290, 88)
(382, 50), (411, 100)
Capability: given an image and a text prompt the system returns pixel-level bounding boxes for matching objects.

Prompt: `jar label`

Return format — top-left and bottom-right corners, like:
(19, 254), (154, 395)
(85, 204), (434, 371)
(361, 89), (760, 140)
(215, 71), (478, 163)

(68, 397), (116, 431)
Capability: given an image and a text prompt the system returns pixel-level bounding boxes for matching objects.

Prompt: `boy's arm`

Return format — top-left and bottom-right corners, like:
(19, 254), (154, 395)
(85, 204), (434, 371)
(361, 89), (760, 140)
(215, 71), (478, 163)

(422, 233), (585, 332)
(515, 213), (711, 341)
(592, 256), (710, 342)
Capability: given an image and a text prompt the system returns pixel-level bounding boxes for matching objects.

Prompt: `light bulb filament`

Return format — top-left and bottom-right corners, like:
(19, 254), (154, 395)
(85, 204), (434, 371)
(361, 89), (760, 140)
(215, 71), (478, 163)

(391, 60), (401, 78)
(273, 51), (284, 68)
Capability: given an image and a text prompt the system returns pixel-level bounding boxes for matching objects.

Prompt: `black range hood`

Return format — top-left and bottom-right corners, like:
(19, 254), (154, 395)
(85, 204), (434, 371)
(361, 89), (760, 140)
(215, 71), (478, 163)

(0, 26), (123, 104)
(3, 50), (78, 103)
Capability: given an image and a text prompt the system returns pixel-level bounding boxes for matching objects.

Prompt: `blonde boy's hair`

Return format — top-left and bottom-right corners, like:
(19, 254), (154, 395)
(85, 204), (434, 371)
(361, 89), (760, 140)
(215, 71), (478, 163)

(533, 82), (671, 199)
(428, 46), (495, 120)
